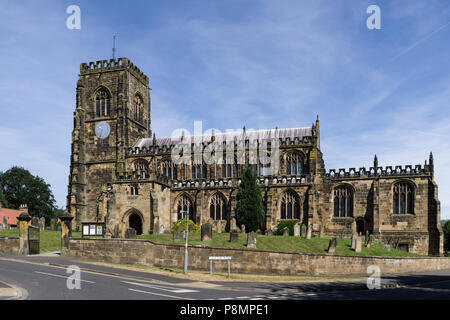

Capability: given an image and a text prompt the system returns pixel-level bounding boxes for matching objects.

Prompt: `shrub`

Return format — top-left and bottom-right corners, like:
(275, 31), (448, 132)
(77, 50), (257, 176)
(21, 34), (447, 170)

(275, 221), (298, 236)
(171, 219), (198, 233)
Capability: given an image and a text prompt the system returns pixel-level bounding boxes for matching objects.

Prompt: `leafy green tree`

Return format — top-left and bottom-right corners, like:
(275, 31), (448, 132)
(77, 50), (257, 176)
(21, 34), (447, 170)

(0, 189), (8, 208)
(442, 220), (450, 253)
(235, 165), (265, 232)
(0, 166), (57, 222)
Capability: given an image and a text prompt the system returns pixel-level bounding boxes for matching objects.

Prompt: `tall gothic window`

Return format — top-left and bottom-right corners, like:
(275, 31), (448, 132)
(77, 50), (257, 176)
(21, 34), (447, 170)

(280, 191), (300, 220)
(286, 153), (303, 175)
(210, 193), (227, 220)
(177, 195), (193, 221)
(333, 186), (353, 217)
(95, 89), (110, 117)
(133, 94), (144, 123)
(162, 161), (177, 180)
(393, 182), (414, 214)
(222, 164), (232, 178)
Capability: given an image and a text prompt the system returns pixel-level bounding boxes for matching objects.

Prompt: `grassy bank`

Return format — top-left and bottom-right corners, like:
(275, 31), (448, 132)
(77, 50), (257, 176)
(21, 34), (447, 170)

(138, 232), (421, 257)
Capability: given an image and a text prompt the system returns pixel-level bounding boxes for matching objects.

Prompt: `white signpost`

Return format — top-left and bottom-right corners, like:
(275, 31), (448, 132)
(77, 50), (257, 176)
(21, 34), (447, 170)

(209, 256), (232, 278)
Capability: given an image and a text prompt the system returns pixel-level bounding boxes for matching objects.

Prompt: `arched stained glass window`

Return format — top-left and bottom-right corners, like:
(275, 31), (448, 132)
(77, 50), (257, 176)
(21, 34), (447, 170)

(333, 186), (353, 217)
(393, 182), (414, 214)
(210, 193), (227, 220)
(280, 191), (300, 220)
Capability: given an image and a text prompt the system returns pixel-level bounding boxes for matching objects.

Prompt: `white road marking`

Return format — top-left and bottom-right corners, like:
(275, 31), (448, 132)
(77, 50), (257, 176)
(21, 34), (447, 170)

(122, 280), (199, 293)
(128, 288), (194, 300)
(34, 271), (95, 283)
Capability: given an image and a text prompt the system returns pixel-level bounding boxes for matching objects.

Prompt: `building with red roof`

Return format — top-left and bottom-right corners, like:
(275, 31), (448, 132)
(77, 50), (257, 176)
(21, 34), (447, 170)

(0, 203), (28, 228)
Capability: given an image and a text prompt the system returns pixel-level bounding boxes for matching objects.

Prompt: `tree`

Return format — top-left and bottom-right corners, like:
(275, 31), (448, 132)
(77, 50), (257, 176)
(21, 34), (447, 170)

(0, 166), (57, 222)
(442, 220), (450, 254)
(0, 189), (8, 208)
(235, 165), (265, 232)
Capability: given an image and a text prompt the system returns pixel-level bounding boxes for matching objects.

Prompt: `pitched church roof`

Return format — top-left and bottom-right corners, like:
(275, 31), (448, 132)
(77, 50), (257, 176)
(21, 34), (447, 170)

(135, 126), (313, 149)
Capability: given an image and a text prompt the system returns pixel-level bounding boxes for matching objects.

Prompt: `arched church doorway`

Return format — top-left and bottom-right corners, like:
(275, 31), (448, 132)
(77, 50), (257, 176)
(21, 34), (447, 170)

(356, 218), (365, 236)
(129, 213), (143, 235)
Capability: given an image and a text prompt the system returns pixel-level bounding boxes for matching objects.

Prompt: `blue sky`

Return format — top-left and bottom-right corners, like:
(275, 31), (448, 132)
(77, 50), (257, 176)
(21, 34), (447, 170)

(0, 0), (449, 218)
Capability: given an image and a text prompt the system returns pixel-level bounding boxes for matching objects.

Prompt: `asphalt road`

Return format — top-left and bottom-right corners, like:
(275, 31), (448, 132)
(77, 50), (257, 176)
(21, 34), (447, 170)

(1, 254), (450, 300)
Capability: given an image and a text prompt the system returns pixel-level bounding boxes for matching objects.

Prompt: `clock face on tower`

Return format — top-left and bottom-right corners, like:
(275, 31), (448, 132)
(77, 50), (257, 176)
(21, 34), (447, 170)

(95, 121), (111, 139)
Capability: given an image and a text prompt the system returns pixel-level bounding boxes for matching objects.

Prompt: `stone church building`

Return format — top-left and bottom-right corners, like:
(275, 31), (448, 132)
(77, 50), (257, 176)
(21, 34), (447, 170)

(67, 57), (443, 256)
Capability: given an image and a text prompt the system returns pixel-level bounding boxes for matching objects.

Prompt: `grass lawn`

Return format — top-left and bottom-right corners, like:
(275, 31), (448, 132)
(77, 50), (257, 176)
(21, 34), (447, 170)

(0, 229), (81, 253)
(138, 232), (422, 257)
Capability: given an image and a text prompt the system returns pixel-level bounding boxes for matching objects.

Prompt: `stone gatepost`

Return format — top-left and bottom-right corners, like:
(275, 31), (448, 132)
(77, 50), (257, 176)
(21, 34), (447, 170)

(59, 215), (74, 253)
(17, 213), (32, 255)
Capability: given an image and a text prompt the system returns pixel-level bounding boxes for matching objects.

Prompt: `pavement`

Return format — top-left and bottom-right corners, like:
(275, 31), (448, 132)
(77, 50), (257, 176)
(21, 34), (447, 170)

(1, 253), (450, 300)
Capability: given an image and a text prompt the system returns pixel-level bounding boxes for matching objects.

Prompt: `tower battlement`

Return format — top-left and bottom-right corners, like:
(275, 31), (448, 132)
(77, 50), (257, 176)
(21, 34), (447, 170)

(80, 57), (149, 85)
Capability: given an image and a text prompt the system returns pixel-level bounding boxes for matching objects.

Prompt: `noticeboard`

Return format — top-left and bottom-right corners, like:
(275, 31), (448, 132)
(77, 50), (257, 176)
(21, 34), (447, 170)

(82, 223), (106, 237)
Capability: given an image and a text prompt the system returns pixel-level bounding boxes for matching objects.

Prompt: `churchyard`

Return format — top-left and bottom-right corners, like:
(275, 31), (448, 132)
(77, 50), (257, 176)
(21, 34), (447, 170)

(138, 232), (420, 257)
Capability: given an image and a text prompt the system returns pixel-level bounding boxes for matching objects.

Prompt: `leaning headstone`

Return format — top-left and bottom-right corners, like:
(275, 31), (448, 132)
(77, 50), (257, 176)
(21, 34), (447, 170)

(201, 223), (213, 241)
(355, 237), (362, 253)
(247, 232), (257, 248)
(265, 229), (273, 236)
(31, 217), (39, 227)
(173, 223), (184, 241)
(293, 223), (300, 237)
(365, 234), (372, 248)
(39, 217), (46, 232)
(306, 224), (312, 239)
(240, 224), (246, 234)
(301, 224), (307, 237)
(125, 228), (137, 239)
(230, 230), (239, 243)
(351, 233), (358, 249)
(283, 227), (290, 236)
(383, 244), (391, 251)
(328, 237), (337, 254)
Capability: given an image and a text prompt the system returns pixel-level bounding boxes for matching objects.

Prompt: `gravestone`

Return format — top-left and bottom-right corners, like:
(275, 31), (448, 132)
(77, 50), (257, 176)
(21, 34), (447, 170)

(216, 220), (222, 233)
(256, 229), (261, 235)
(328, 237), (337, 254)
(293, 223), (300, 237)
(265, 229), (273, 236)
(159, 224), (165, 234)
(383, 244), (391, 251)
(173, 223), (184, 241)
(201, 223), (213, 241)
(365, 234), (372, 248)
(39, 217), (46, 232)
(283, 227), (290, 236)
(31, 217), (39, 227)
(301, 224), (307, 237)
(50, 219), (56, 231)
(231, 218), (237, 231)
(241, 224), (246, 234)
(355, 237), (362, 253)
(351, 233), (358, 249)
(125, 228), (137, 239)
(247, 232), (257, 248)
(319, 225), (324, 238)
(306, 224), (312, 239)
(230, 230), (239, 243)
(365, 230), (369, 244)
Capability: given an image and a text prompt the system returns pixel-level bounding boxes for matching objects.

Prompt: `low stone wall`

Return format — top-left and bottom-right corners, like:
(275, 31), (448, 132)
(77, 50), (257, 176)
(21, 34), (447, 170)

(64, 238), (450, 276)
(0, 237), (19, 255)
